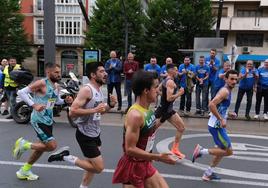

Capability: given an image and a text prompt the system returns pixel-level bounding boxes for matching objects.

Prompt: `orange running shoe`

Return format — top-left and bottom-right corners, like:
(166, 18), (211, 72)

(171, 148), (185, 159)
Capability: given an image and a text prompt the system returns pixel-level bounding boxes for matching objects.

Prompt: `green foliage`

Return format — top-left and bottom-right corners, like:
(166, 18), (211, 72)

(144, 0), (214, 65)
(0, 0), (32, 63)
(86, 0), (214, 65)
(85, 0), (145, 62)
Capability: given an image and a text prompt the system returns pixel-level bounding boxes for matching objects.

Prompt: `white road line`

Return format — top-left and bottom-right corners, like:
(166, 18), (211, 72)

(156, 134), (268, 181)
(0, 160), (268, 187)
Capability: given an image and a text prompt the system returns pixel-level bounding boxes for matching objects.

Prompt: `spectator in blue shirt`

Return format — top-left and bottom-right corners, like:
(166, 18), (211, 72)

(234, 60), (258, 120)
(105, 51), (122, 111)
(178, 56), (196, 114)
(144, 56), (161, 76)
(205, 49), (221, 100)
(195, 56), (210, 115)
(144, 56), (161, 108)
(160, 57), (173, 79)
(211, 61), (231, 99)
(254, 60), (268, 120)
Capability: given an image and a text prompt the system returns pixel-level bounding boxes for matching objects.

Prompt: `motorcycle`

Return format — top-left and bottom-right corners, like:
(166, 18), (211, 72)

(11, 72), (79, 128)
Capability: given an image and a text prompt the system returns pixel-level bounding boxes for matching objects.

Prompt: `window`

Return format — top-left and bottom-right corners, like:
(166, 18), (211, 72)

(212, 7), (228, 17)
(37, 0), (43, 11)
(236, 33), (263, 47)
(37, 20), (44, 39)
(220, 32), (228, 46)
(56, 16), (81, 35)
(237, 9), (263, 17)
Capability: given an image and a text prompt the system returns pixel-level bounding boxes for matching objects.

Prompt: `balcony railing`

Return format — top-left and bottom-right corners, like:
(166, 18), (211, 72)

(33, 34), (84, 45)
(213, 17), (268, 31)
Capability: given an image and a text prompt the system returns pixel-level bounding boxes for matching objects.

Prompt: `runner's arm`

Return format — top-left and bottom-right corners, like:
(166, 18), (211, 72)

(124, 110), (161, 161)
(209, 88), (229, 121)
(17, 80), (45, 106)
(69, 86), (96, 118)
(166, 80), (180, 101)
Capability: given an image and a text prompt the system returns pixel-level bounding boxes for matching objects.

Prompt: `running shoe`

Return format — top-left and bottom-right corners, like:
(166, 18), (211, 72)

(171, 148), (185, 159)
(192, 144), (202, 163)
(48, 146), (70, 162)
(13, 137), (29, 160)
(202, 172), (221, 181)
(16, 168), (39, 180)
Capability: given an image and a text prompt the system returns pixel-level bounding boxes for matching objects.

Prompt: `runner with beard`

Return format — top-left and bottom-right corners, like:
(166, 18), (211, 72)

(12, 63), (73, 180)
(48, 62), (117, 188)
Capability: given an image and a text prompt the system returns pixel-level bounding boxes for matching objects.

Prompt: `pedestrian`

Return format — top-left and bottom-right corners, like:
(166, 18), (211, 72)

(211, 61), (231, 99)
(12, 63), (73, 180)
(123, 52), (139, 112)
(178, 56), (195, 115)
(3, 57), (21, 118)
(0, 59), (9, 115)
(254, 59), (268, 120)
(113, 70), (176, 188)
(155, 63), (186, 159)
(234, 60), (258, 120)
(192, 70), (239, 181)
(105, 50), (122, 111)
(48, 62), (117, 188)
(195, 56), (210, 116)
(144, 56), (161, 108)
(205, 49), (221, 100)
(160, 57), (173, 80)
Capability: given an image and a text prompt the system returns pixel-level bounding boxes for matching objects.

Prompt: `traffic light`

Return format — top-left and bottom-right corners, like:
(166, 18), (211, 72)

(129, 45), (136, 53)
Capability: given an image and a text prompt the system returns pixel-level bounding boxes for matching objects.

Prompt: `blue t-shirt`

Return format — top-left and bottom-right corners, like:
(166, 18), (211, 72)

(258, 67), (268, 89)
(161, 65), (168, 74)
(195, 64), (210, 85)
(214, 69), (225, 89)
(178, 63), (196, 88)
(144, 64), (161, 76)
(239, 67), (258, 90)
(205, 56), (221, 83)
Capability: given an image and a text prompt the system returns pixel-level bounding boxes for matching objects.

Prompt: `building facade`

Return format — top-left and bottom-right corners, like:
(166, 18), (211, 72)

(20, 0), (91, 77)
(211, 0), (268, 66)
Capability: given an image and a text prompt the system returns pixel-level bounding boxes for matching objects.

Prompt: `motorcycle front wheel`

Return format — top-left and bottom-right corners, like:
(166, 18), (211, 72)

(12, 101), (32, 124)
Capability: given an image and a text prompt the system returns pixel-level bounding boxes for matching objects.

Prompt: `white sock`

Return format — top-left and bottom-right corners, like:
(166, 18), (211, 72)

(79, 185), (88, 188)
(205, 167), (214, 175)
(200, 148), (209, 155)
(63, 155), (78, 165)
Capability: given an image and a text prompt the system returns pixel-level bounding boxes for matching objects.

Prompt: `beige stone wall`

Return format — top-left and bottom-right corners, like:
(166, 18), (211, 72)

(22, 46), (84, 77)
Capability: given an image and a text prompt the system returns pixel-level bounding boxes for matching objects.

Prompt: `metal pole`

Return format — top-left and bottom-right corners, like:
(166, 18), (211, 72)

(44, 0), (55, 63)
(216, 0), (224, 38)
(121, 0), (128, 61)
(78, 0), (90, 26)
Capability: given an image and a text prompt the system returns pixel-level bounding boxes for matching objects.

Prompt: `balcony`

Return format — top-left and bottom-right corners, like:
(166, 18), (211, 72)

(33, 5), (44, 16)
(212, 17), (231, 30)
(33, 34), (84, 46)
(231, 17), (268, 31)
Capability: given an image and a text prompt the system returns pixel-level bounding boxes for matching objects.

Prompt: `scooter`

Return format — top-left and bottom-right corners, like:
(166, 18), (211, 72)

(11, 72), (79, 128)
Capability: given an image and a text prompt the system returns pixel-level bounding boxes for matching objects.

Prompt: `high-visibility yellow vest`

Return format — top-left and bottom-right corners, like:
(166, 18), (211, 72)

(4, 64), (21, 88)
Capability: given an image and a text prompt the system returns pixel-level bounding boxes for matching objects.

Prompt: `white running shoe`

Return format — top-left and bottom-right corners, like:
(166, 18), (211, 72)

(254, 114), (260, 119)
(264, 114), (268, 120)
(16, 168), (39, 180)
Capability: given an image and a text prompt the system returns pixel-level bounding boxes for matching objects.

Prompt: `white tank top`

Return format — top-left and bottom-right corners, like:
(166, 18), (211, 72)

(75, 83), (104, 137)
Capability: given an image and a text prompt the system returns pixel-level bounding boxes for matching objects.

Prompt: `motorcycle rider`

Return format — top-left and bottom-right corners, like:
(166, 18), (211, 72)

(12, 62), (73, 180)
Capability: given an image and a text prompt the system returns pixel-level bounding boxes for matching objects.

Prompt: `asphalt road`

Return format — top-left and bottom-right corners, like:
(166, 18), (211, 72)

(1, 115), (268, 188)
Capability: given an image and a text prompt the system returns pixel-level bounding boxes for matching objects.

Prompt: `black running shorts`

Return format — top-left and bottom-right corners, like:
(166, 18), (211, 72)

(76, 129), (102, 158)
(155, 107), (176, 123)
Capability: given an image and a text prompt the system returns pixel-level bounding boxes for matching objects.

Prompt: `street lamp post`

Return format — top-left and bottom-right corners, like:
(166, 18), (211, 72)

(216, 0), (224, 38)
(121, 0), (128, 61)
(44, 0), (55, 64)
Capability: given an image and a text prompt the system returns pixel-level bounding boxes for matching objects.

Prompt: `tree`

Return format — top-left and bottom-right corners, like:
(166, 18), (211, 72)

(0, 0), (32, 63)
(85, 0), (145, 62)
(144, 0), (214, 65)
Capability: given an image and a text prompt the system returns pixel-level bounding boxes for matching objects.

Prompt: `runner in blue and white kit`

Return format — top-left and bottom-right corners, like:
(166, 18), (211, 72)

(192, 69), (239, 181)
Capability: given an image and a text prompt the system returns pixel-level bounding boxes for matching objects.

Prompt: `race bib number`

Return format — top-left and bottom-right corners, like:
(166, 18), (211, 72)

(93, 113), (101, 121)
(46, 98), (56, 109)
(145, 132), (156, 152)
